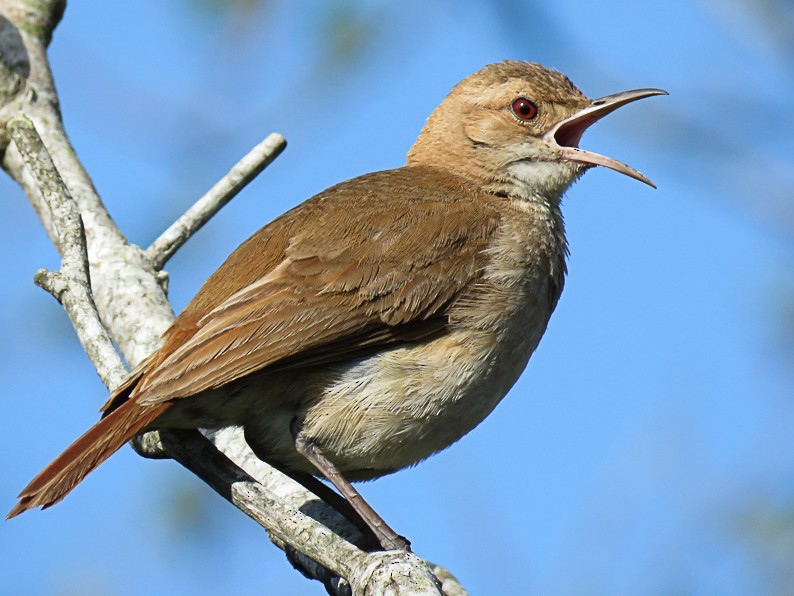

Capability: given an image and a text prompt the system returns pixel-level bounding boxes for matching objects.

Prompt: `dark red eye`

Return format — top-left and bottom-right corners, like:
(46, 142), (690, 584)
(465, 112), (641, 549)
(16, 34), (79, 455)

(511, 97), (538, 121)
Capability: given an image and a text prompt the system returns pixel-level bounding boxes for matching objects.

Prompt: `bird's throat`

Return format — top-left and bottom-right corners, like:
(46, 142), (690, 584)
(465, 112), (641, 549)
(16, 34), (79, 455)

(504, 159), (584, 206)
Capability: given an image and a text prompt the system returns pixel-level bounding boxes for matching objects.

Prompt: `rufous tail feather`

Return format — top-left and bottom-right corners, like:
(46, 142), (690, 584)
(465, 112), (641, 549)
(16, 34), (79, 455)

(7, 399), (170, 519)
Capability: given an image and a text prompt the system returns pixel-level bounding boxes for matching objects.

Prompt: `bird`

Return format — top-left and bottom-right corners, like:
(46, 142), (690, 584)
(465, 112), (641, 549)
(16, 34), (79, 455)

(8, 61), (665, 551)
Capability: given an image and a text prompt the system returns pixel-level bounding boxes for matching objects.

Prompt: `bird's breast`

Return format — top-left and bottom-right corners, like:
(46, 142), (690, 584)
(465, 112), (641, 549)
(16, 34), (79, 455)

(277, 202), (568, 477)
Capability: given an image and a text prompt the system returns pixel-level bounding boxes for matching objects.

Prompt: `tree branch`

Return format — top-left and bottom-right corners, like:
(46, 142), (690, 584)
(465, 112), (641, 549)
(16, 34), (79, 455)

(7, 115), (128, 389)
(146, 132), (287, 270)
(139, 429), (443, 595)
(0, 0), (174, 366)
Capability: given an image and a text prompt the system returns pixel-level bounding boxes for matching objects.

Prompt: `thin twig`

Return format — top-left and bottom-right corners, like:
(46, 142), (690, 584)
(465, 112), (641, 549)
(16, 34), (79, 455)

(7, 115), (128, 390)
(146, 133), (287, 270)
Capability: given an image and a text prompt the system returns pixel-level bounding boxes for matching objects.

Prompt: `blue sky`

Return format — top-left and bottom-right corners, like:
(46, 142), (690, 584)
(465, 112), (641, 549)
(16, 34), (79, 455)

(2, 1), (793, 594)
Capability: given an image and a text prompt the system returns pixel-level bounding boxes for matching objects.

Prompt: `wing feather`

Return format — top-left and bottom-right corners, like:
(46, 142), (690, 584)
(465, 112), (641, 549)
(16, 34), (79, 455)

(133, 167), (502, 403)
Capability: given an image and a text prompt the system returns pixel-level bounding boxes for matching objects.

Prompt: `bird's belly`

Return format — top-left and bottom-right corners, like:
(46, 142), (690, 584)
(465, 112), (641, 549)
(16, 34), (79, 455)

(250, 314), (548, 479)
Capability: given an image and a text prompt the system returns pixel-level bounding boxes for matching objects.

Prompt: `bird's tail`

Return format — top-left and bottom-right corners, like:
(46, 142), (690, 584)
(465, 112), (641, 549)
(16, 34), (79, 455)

(7, 398), (169, 519)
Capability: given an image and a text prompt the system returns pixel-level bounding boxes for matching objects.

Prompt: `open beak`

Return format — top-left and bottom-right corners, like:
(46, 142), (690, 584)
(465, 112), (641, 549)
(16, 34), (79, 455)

(543, 88), (667, 188)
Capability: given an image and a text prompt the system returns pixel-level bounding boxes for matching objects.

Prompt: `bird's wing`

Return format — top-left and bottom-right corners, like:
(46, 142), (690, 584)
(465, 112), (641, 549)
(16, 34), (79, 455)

(132, 168), (501, 403)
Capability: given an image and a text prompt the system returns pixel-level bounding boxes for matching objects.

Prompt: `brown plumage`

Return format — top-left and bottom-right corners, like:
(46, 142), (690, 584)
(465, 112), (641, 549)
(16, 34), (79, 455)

(10, 167), (499, 517)
(8, 400), (167, 518)
(9, 61), (664, 549)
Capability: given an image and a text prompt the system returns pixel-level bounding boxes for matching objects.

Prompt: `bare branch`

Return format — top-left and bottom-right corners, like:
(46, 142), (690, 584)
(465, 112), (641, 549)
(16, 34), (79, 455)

(138, 429), (446, 596)
(0, 1), (174, 364)
(146, 132), (287, 270)
(7, 115), (128, 389)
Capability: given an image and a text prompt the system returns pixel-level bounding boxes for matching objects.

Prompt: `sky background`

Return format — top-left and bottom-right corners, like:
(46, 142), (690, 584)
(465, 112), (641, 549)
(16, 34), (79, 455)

(2, 1), (794, 594)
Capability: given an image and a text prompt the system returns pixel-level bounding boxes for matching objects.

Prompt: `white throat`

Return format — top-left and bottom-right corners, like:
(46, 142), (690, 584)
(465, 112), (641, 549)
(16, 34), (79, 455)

(506, 160), (582, 204)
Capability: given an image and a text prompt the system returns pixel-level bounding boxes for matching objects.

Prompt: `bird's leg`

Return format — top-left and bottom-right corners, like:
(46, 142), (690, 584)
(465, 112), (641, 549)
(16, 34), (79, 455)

(268, 462), (381, 550)
(293, 431), (410, 552)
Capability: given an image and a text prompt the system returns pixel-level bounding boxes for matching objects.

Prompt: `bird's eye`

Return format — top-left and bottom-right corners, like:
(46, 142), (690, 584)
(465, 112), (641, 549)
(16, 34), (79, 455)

(511, 97), (538, 121)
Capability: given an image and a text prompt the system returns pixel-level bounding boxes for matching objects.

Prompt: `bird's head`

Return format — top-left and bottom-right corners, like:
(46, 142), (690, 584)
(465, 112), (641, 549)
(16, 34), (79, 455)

(407, 61), (666, 202)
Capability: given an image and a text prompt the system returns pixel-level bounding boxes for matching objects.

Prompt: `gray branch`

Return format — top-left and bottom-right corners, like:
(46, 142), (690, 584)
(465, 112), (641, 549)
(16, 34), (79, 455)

(0, 1), (465, 594)
(139, 428), (443, 595)
(146, 132), (287, 270)
(7, 115), (128, 390)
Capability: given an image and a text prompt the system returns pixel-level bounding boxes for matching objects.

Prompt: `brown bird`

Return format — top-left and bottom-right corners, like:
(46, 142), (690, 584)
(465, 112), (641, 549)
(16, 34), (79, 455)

(8, 61), (665, 550)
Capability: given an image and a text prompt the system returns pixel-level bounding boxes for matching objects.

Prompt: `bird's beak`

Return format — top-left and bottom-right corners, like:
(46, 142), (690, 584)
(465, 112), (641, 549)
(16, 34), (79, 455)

(543, 88), (667, 188)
